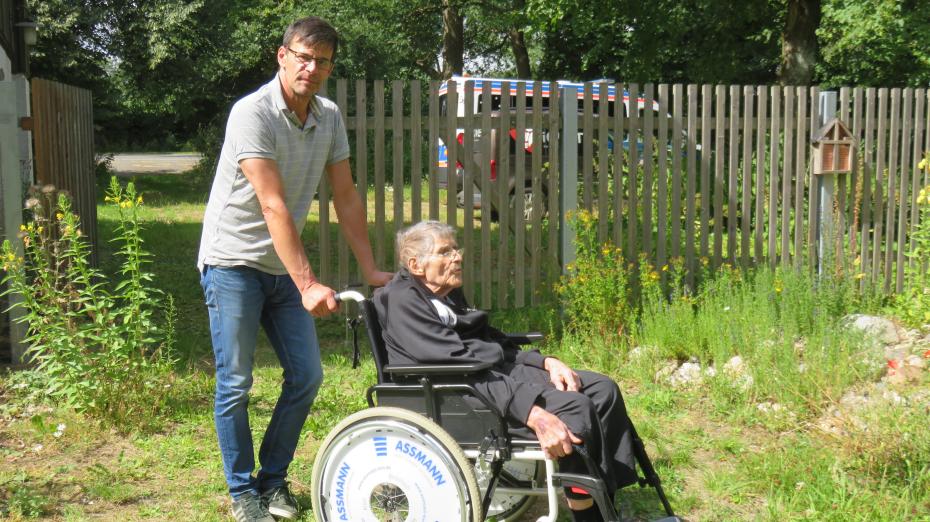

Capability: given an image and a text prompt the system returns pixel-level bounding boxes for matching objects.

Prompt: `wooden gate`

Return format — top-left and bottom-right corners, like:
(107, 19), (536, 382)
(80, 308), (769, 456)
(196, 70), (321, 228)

(30, 78), (97, 265)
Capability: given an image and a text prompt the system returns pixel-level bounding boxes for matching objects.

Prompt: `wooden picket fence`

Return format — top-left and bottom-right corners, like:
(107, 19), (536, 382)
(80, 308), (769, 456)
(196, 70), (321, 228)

(313, 80), (929, 309)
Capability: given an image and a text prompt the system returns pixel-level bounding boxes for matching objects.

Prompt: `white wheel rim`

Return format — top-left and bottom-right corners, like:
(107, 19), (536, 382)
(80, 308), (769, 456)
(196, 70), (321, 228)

(484, 459), (538, 518)
(316, 419), (472, 522)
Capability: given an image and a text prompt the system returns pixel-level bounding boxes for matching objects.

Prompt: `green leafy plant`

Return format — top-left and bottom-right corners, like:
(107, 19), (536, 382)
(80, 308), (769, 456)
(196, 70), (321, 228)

(1, 178), (176, 428)
(892, 152), (930, 327)
(555, 210), (635, 337)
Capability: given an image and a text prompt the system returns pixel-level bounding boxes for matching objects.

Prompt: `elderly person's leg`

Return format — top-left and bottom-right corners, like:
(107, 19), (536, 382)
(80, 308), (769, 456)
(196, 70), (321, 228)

(575, 370), (638, 489)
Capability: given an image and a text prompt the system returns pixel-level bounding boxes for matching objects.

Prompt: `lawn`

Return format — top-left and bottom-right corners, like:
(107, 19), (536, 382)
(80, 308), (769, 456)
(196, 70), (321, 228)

(1, 171), (928, 521)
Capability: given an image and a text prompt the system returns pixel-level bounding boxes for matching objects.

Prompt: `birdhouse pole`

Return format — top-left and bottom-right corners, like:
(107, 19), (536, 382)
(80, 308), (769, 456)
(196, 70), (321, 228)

(817, 91), (838, 276)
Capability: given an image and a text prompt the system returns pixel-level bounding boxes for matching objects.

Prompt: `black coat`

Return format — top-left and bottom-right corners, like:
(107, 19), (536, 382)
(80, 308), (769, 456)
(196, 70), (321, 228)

(374, 268), (548, 424)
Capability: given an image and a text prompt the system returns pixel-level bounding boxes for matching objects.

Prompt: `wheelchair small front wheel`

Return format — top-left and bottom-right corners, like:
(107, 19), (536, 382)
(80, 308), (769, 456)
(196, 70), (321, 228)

(311, 406), (483, 522)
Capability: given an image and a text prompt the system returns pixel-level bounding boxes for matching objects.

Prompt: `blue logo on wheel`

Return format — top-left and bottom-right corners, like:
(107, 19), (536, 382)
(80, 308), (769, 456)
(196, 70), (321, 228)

(373, 436), (388, 457)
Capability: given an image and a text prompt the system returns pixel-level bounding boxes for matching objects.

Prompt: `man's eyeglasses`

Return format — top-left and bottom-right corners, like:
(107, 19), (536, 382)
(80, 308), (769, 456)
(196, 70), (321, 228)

(285, 47), (334, 70)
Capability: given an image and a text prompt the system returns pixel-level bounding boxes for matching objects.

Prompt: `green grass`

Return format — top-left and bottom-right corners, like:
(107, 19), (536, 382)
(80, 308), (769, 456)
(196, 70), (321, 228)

(0, 172), (928, 521)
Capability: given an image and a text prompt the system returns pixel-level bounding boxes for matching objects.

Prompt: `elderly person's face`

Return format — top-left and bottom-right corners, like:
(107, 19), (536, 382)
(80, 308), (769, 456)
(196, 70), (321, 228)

(407, 235), (463, 297)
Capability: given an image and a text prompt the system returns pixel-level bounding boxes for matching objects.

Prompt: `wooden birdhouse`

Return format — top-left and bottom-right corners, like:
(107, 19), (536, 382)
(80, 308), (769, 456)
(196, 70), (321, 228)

(812, 118), (856, 175)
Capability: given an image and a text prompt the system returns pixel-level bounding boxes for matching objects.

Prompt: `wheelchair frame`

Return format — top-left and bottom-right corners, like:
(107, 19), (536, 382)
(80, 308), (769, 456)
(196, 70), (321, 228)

(311, 291), (678, 522)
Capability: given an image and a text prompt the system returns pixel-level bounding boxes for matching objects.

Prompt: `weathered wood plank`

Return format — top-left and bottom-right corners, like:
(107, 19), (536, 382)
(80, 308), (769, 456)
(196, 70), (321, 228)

(714, 85), (726, 267)
(428, 80), (440, 220)
(884, 88), (901, 292)
(657, 84), (669, 274)
(530, 82), (544, 305)
(411, 80), (422, 224)
(643, 84), (656, 259)
(671, 84), (684, 261)
(781, 87), (795, 266)
(728, 85), (739, 264)
(598, 81), (611, 243)
(700, 85), (712, 261)
(768, 86), (781, 269)
(686, 84), (698, 282)
(481, 81), (494, 308)
(496, 81), (511, 308)
(374, 80), (386, 270)
(514, 81), (528, 307)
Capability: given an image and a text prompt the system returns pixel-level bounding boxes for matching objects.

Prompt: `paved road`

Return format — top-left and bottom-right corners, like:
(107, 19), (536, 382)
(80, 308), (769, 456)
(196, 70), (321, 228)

(107, 152), (203, 176)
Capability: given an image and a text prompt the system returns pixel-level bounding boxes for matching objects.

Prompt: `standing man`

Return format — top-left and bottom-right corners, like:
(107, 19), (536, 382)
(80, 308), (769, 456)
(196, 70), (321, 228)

(197, 17), (391, 522)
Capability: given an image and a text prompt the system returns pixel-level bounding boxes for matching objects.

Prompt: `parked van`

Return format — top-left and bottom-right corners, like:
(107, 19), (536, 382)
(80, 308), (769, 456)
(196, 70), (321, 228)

(435, 76), (661, 217)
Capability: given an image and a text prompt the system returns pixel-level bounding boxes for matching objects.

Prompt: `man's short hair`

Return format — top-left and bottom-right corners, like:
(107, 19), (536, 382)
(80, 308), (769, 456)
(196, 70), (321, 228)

(283, 17), (339, 59)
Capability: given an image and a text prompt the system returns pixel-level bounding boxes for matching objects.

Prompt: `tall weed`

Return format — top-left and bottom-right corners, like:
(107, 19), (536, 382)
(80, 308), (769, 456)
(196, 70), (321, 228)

(891, 151), (930, 327)
(555, 210), (635, 338)
(1, 178), (177, 429)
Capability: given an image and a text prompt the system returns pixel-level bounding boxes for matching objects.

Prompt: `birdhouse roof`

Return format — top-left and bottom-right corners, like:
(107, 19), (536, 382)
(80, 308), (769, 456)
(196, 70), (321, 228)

(813, 118), (855, 144)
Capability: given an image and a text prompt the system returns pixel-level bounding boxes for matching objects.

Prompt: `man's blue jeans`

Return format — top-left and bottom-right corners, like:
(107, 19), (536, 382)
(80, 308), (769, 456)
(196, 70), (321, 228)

(201, 265), (323, 498)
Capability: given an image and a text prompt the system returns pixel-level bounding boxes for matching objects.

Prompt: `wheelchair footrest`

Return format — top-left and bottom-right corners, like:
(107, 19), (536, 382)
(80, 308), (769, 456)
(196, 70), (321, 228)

(553, 472), (619, 522)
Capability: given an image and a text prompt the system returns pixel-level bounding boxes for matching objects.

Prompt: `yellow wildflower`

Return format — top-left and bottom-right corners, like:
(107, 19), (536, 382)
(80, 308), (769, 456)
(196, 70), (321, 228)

(5, 253), (14, 262)
(37, 226), (43, 234)
(853, 256), (861, 266)
(136, 195), (143, 204)
(56, 213), (64, 220)
(919, 158), (928, 171)
(661, 264), (669, 272)
(19, 224), (26, 231)
(854, 273), (865, 280)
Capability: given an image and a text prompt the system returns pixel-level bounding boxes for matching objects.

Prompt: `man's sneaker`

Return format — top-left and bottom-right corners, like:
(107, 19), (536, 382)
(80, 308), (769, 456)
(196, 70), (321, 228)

(231, 491), (275, 522)
(262, 486), (299, 520)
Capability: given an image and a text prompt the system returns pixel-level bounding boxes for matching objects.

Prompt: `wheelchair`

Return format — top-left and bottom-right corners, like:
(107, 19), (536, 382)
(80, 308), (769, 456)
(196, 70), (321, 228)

(310, 291), (680, 522)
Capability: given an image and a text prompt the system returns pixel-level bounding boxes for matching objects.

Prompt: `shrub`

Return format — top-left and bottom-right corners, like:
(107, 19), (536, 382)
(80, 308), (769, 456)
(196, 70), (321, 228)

(1, 178), (177, 429)
(891, 151), (930, 327)
(555, 210), (636, 338)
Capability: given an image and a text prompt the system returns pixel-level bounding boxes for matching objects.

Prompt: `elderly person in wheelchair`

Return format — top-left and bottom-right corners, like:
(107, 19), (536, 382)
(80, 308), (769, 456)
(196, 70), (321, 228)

(373, 221), (640, 522)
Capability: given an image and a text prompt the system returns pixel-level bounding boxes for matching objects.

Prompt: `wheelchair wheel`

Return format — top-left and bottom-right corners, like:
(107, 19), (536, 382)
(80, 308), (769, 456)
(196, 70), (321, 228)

(311, 406), (483, 522)
(482, 460), (542, 521)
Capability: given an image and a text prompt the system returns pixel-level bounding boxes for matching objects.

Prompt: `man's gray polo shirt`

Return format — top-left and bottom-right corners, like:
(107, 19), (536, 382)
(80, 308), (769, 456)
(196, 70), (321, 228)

(198, 74), (350, 275)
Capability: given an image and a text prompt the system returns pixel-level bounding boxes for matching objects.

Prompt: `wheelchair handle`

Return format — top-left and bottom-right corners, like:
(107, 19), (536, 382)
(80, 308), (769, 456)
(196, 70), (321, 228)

(334, 290), (366, 304)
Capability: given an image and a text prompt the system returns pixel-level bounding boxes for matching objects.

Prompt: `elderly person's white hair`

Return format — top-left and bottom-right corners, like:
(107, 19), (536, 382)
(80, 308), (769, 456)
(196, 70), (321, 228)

(395, 221), (456, 269)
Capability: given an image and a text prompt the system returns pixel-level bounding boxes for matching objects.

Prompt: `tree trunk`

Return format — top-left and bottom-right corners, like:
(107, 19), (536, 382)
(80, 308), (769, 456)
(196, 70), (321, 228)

(779, 0), (821, 85)
(509, 29), (531, 78)
(509, 0), (531, 78)
(441, 1), (465, 78)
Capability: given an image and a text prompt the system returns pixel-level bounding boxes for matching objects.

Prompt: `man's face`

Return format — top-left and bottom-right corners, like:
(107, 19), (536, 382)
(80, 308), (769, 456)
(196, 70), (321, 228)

(277, 38), (334, 100)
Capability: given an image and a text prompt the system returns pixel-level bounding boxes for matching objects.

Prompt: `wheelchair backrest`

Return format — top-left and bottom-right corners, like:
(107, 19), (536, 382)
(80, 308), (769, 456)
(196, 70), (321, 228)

(359, 298), (391, 384)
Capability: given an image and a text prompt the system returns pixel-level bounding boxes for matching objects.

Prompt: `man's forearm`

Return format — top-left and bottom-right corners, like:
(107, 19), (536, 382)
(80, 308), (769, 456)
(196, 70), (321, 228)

(263, 200), (318, 292)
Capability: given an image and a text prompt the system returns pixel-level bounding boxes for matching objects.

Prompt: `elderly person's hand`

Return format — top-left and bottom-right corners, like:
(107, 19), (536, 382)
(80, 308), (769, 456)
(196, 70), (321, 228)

(526, 405), (583, 459)
(544, 357), (581, 392)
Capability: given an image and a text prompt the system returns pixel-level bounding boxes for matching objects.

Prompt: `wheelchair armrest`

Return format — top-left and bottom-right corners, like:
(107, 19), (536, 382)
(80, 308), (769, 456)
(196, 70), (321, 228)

(384, 361), (493, 377)
(506, 332), (545, 345)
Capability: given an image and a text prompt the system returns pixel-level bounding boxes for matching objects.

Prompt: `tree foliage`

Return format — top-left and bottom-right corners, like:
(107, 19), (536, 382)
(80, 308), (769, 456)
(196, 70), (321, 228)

(817, 0), (930, 87)
(23, 0), (930, 152)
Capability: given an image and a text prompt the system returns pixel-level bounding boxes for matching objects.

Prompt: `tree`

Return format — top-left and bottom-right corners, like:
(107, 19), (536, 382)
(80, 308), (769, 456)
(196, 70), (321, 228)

(528, 0), (783, 84)
(778, 0), (821, 85)
(817, 0), (930, 87)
